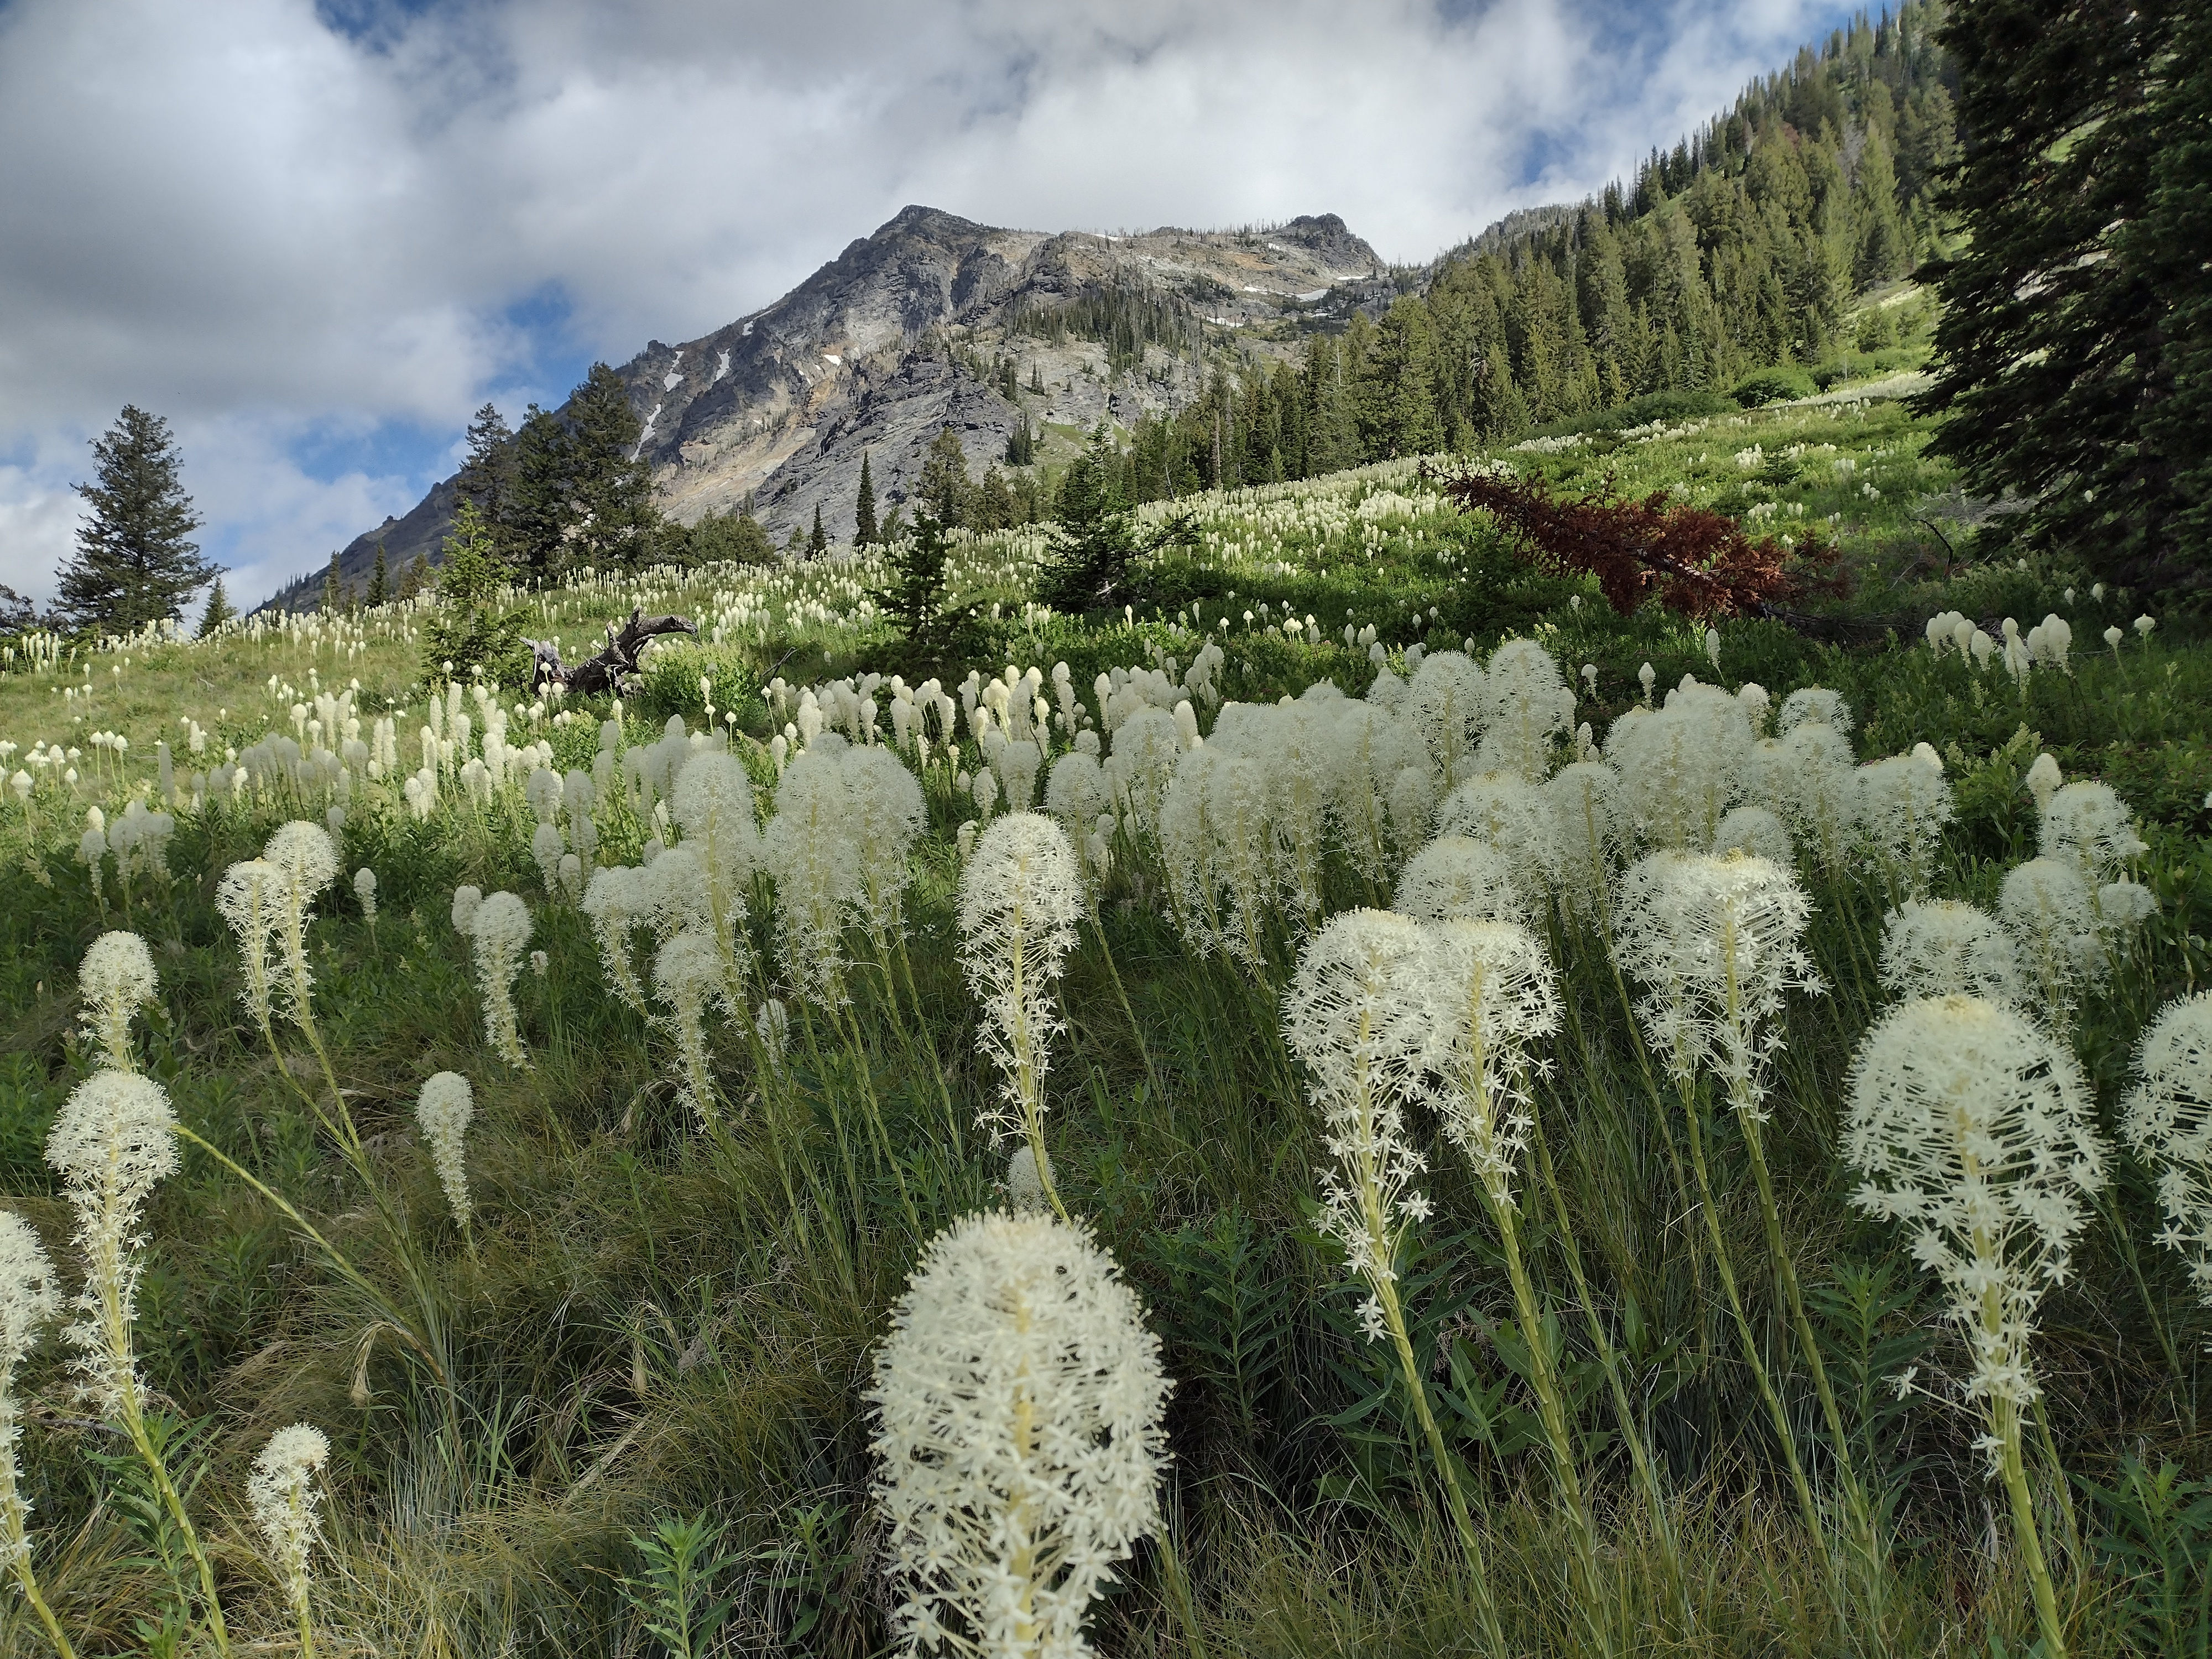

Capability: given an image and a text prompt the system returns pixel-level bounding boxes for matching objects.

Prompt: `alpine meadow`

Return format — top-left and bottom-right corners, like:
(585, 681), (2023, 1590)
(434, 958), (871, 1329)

(5, 4), (2212, 1657)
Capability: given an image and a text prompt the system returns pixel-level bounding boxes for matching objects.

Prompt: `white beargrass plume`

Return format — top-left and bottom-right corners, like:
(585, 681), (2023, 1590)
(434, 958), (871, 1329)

(1612, 851), (1858, 1555)
(2121, 993), (2212, 1307)
(467, 892), (534, 1069)
(581, 865), (650, 1012)
(754, 997), (790, 1068)
(1777, 687), (1852, 737)
(263, 821), (338, 1031)
(531, 822), (565, 897)
(2038, 779), (2153, 937)
(1394, 836), (1525, 922)
(654, 930), (729, 1127)
(1432, 771), (1560, 898)
(959, 814), (1082, 1221)
(1045, 750), (1111, 889)
(1104, 705), (1181, 836)
(1759, 719), (1858, 878)
(1880, 900), (2023, 1008)
(1416, 917), (1595, 1594)
(1856, 752), (1954, 901)
(1710, 804), (1794, 868)
(1606, 685), (1752, 850)
(217, 858), (282, 1034)
(247, 1423), (330, 1659)
(353, 867), (377, 939)
(671, 750), (758, 983)
(764, 747), (862, 1007)
(1157, 748), (1224, 956)
(843, 744), (927, 946)
(1, 1211), (71, 1659)
(450, 883), (482, 936)
(867, 1211), (1169, 1659)
(1386, 761), (1438, 863)
(1281, 910), (1499, 1618)
(1330, 702), (1418, 883)
(1545, 759), (1624, 929)
(414, 1072), (474, 1232)
(1477, 638), (1574, 780)
(1258, 702), (1334, 931)
(80, 930), (158, 1073)
(1201, 753), (1279, 971)
(45, 1072), (230, 1652)
(1006, 1144), (1053, 1212)
(1844, 994), (2107, 1659)
(1999, 857), (2097, 1037)
(1405, 650), (1486, 789)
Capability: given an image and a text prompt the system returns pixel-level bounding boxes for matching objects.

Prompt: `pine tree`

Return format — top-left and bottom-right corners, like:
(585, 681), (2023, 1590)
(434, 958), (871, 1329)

(807, 503), (828, 558)
(196, 578), (234, 638)
(854, 451), (878, 545)
(509, 405), (572, 582)
(56, 405), (217, 633)
(1037, 425), (1185, 613)
(455, 404), (515, 548)
(322, 551), (342, 614)
(566, 363), (659, 570)
(367, 541), (388, 607)
(1851, 127), (1909, 288)
(1919, 0), (2206, 592)
(918, 427), (970, 526)
(872, 512), (979, 654)
(421, 500), (528, 683)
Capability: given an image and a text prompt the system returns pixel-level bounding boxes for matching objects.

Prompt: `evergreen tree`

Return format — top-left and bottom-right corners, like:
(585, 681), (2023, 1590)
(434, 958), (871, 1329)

(1851, 127), (1910, 288)
(509, 405), (573, 582)
(918, 426), (970, 526)
(322, 551), (343, 615)
(455, 403), (516, 550)
(56, 405), (217, 633)
(807, 503), (828, 558)
(421, 500), (529, 683)
(398, 557), (426, 602)
(1037, 426), (1185, 613)
(367, 541), (388, 607)
(566, 363), (658, 570)
(872, 512), (978, 654)
(1919, 0), (2206, 592)
(854, 451), (878, 544)
(195, 578), (233, 638)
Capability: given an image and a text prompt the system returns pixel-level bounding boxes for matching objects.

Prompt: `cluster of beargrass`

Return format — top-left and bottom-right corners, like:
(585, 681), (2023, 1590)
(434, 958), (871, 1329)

(3, 395), (2211, 1656)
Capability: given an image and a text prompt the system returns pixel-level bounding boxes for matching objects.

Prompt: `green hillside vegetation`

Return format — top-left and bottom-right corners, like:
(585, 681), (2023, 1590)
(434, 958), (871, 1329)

(3, 366), (2211, 1655)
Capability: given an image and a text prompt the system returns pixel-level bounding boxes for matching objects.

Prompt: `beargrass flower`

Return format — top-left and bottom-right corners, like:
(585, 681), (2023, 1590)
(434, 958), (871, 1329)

(1880, 900), (2023, 1008)
(1394, 836), (1525, 924)
(2121, 993), (2212, 1306)
(958, 815), (1081, 1218)
(468, 892), (534, 1068)
(248, 1422), (330, 1659)
(1999, 857), (2097, 1036)
(414, 1072), (474, 1230)
(1710, 805), (1794, 868)
(218, 858), (283, 1030)
(1, 1211), (59, 1610)
(79, 930), (157, 1073)
(866, 1211), (1169, 1659)
(654, 930), (729, 1127)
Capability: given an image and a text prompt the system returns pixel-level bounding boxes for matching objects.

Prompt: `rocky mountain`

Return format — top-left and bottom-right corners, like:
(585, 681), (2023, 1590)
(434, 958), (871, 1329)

(282, 205), (1389, 607)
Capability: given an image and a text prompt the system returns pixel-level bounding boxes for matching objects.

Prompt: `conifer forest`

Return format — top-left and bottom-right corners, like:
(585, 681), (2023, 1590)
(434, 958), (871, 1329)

(3, 3), (2212, 1655)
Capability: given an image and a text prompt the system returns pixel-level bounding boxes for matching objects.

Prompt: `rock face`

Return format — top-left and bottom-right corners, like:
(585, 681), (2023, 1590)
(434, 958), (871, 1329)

(290, 204), (1391, 607)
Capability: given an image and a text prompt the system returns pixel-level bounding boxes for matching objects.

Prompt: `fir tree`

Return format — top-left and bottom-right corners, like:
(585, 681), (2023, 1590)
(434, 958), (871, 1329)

(566, 363), (659, 570)
(196, 578), (233, 638)
(872, 512), (978, 653)
(367, 541), (388, 607)
(57, 405), (217, 633)
(854, 452), (878, 545)
(919, 427), (970, 526)
(1037, 426), (1187, 613)
(509, 405), (572, 582)
(322, 551), (342, 615)
(807, 503), (828, 558)
(1919, 0), (2206, 592)
(421, 500), (528, 684)
(455, 404), (515, 547)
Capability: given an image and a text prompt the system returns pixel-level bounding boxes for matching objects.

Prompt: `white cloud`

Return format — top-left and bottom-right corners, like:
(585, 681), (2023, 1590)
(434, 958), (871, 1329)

(0, 0), (1855, 606)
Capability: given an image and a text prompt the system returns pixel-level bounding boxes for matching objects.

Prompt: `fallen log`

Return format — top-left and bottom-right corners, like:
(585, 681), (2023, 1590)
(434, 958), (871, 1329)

(522, 607), (698, 697)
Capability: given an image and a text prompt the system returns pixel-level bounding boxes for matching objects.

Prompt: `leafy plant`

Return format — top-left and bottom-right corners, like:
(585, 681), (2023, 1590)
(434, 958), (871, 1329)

(620, 1511), (742, 1659)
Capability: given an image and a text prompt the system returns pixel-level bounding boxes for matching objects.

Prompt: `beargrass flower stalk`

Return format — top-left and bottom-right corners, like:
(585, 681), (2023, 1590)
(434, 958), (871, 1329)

(1880, 900), (2025, 1008)
(1477, 638), (1574, 781)
(2122, 993), (2212, 1306)
(1393, 835), (1525, 923)
(45, 1073), (231, 1655)
(1710, 804), (1794, 868)
(764, 749), (863, 1007)
(1282, 910), (1503, 1639)
(1417, 920), (1602, 1624)
(0, 1212), (73, 1659)
(353, 867), (377, 940)
(1546, 759), (1624, 931)
(466, 892), (533, 1068)
(1613, 852), (1863, 1572)
(414, 1072), (475, 1235)
(654, 930), (729, 1128)
(1856, 752), (1955, 902)
(866, 1211), (1170, 1658)
(670, 751), (758, 989)
(958, 814), (1081, 1222)
(1406, 650), (1486, 789)
(1999, 857), (2096, 1039)
(79, 930), (158, 1073)
(217, 857), (283, 1040)
(1845, 995), (2108, 1659)
(247, 1423), (330, 1659)
(1433, 771), (1562, 899)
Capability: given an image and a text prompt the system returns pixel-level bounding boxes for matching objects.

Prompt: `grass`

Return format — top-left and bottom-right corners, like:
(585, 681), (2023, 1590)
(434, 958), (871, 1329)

(2, 370), (2210, 1656)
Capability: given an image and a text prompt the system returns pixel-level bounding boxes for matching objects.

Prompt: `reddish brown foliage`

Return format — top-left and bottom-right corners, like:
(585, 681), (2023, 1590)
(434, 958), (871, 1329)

(1439, 468), (1850, 623)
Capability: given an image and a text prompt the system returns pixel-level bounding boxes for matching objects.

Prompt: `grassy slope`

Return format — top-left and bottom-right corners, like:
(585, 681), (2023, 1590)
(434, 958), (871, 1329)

(3, 375), (2210, 1656)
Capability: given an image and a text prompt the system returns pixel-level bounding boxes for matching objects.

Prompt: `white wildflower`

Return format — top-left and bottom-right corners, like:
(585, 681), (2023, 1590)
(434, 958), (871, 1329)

(414, 1072), (474, 1229)
(2120, 993), (2212, 1306)
(1880, 900), (2024, 1008)
(79, 930), (157, 1073)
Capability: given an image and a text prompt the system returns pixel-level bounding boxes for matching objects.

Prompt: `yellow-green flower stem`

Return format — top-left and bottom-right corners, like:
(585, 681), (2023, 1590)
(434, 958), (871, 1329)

(3, 1423), (77, 1659)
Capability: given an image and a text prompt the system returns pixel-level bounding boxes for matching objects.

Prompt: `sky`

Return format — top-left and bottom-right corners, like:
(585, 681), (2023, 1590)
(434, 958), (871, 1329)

(0, 0), (1864, 613)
